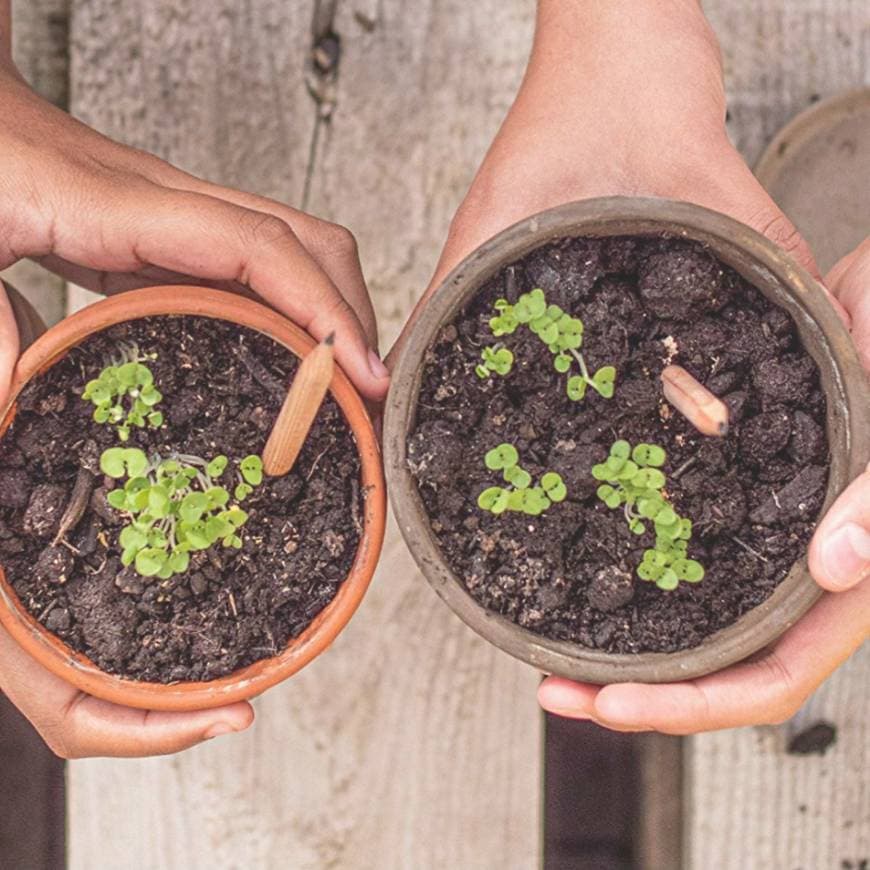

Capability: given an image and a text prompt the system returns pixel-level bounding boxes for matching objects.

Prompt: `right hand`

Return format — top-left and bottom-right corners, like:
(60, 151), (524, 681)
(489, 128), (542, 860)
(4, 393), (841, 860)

(539, 239), (870, 733)
(0, 62), (389, 410)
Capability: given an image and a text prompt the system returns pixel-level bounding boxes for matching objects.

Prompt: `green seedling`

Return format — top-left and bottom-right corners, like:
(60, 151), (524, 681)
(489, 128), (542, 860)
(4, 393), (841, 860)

(593, 440), (705, 590)
(477, 443), (567, 518)
(478, 288), (616, 402)
(102, 448), (263, 580)
(475, 346), (515, 379)
(82, 345), (163, 442)
(234, 455), (264, 500)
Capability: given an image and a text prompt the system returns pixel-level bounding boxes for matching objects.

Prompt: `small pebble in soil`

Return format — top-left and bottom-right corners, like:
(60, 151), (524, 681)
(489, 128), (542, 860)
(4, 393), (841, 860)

(33, 545), (74, 586)
(586, 566), (635, 612)
(23, 484), (67, 537)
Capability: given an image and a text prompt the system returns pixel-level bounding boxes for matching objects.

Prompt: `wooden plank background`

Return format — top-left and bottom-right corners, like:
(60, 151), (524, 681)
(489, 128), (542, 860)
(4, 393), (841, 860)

(2, 0), (866, 867)
(65, 3), (542, 869)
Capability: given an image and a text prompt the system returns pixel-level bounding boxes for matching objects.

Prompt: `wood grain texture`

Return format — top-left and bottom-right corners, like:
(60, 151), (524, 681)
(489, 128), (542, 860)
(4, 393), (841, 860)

(11, 0), (68, 107)
(306, 0), (534, 349)
(706, 0), (870, 166)
(688, 5), (869, 868)
(66, 2), (541, 868)
(686, 645), (869, 870)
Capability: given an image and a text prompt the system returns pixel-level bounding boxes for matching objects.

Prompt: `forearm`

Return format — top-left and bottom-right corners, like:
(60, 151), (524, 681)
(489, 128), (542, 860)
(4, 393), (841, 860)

(530, 0), (721, 102)
(492, 0), (728, 177)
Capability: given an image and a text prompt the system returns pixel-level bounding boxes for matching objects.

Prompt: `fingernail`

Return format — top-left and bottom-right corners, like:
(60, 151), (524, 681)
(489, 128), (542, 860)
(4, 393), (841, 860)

(367, 349), (390, 380)
(204, 723), (236, 740)
(820, 522), (870, 590)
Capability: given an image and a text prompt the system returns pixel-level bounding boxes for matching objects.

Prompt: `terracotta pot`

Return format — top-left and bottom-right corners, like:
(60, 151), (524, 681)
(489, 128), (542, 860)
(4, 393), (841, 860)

(385, 197), (870, 684)
(0, 287), (386, 710)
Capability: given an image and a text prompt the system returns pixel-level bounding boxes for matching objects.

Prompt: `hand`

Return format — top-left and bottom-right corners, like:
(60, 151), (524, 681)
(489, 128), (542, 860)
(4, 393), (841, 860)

(394, 0), (868, 732)
(0, 58), (386, 757)
(538, 237), (870, 733)
(0, 62), (390, 410)
(0, 625), (254, 757)
(390, 0), (845, 363)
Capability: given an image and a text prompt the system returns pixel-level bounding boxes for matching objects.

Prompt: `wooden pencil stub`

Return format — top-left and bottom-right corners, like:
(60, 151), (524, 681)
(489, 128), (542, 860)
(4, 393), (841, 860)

(661, 364), (730, 437)
(262, 334), (335, 477)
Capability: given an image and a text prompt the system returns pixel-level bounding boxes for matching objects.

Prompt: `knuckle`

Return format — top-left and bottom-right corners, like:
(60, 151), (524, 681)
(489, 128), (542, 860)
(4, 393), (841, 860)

(755, 211), (808, 260)
(308, 221), (358, 258)
(319, 290), (355, 321)
(239, 211), (297, 251)
(122, 146), (179, 182)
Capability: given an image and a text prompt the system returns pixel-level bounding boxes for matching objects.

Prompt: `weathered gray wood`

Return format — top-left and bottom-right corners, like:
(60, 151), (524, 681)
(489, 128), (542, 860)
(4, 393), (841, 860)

(11, 0), (68, 107)
(686, 645), (870, 869)
(305, 0), (534, 350)
(635, 735), (683, 870)
(687, 4), (869, 868)
(67, 2), (541, 868)
(707, 0), (870, 166)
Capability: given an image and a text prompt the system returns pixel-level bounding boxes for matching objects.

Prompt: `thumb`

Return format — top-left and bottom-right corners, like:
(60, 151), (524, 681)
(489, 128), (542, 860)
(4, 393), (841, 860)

(807, 237), (870, 592)
(809, 464), (870, 592)
(0, 281), (20, 411)
(58, 696), (255, 759)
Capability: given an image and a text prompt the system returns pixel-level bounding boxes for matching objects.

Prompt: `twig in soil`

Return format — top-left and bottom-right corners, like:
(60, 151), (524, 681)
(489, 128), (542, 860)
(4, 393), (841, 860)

(306, 444), (331, 481)
(730, 535), (769, 563)
(38, 599), (57, 621)
(505, 265), (519, 301)
(83, 555), (108, 576)
(233, 337), (287, 403)
(263, 333), (335, 478)
(671, 456), (698, 480)
(58, 539), (82, 556)
(53, 467), (95, 546)
(661, 365), (729, 437)
(227, 590), (238, 619)
(349, 478), (362, 534)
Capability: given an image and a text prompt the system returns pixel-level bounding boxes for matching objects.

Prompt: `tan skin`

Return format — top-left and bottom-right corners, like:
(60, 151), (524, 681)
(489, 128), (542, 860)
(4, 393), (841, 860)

(0, 0), (867, 754)
(0, 0), (389, 758)
(391, 0), (870, 733)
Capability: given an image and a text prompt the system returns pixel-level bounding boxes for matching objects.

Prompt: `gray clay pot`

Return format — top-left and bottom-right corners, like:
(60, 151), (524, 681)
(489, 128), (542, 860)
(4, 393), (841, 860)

(384, 197), (870, 684)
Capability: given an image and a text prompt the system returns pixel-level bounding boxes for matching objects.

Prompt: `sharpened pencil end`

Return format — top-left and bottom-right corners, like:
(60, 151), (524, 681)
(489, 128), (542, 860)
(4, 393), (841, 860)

(324, 332), (335, 346)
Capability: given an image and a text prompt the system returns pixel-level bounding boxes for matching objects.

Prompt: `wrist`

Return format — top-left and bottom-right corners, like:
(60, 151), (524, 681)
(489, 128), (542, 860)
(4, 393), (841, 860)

(518, 0), (726, 155)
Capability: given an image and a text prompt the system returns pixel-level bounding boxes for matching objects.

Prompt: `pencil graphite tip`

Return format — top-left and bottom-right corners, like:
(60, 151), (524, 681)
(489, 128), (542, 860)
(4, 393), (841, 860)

(324, 332), (335, 346)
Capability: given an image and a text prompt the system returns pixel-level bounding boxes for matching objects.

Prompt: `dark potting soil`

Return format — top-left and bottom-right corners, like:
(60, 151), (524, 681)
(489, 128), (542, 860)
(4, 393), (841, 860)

(408, 236), (830, 654)
(0, 316), (362, 682)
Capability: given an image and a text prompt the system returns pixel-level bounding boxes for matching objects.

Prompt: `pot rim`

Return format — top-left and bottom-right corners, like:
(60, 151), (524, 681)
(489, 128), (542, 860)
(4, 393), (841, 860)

(385, 196), (870, 684)
(0, 286), (386, 710)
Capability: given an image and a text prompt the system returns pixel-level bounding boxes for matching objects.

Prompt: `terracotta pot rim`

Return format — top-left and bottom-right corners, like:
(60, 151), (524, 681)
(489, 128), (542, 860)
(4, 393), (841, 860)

(384, 196), (870, 684)
(0, 287), (386, 710)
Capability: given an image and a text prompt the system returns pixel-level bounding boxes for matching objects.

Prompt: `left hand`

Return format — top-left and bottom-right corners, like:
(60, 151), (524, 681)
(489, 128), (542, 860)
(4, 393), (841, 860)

(394, 0), (869, 733)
